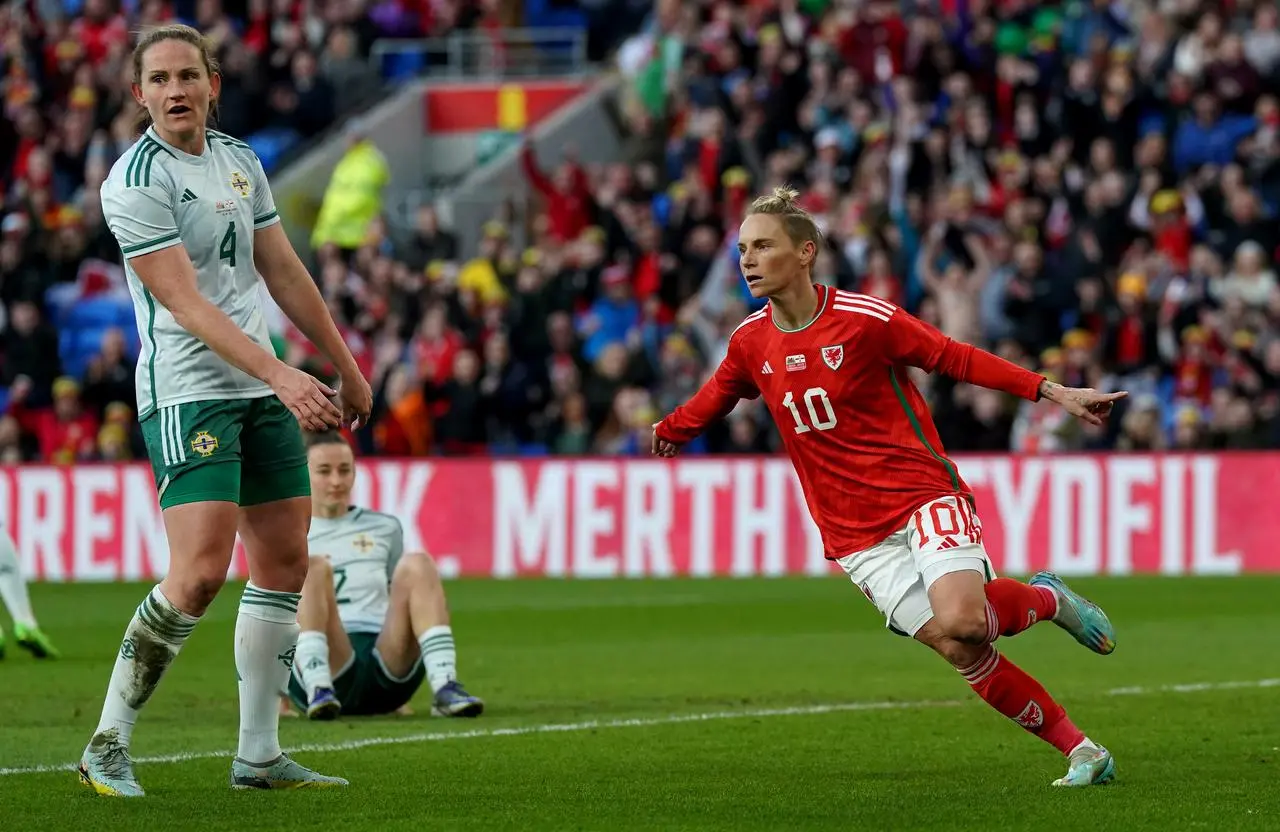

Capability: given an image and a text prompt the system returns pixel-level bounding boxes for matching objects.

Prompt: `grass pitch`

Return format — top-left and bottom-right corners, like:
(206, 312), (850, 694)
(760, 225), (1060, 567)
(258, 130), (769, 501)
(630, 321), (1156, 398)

(1, 576), (1278, 831)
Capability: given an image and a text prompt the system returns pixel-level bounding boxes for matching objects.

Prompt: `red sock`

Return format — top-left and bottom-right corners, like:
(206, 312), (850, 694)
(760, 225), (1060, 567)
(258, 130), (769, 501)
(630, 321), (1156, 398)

(958, 645), (1085, 755)
(983, 578), (1057, 641)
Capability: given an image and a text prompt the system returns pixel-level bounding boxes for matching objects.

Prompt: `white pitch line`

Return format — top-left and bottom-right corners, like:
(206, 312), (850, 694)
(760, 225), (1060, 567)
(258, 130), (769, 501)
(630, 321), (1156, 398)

(1106, 678), (1280, 696)
(2, 678), (1275, 778)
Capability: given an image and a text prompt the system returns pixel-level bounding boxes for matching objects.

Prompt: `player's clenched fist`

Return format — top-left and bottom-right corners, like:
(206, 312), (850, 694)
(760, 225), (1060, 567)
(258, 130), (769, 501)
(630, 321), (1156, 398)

(651, 423), (681, 458)
(336, 371), (373, 430)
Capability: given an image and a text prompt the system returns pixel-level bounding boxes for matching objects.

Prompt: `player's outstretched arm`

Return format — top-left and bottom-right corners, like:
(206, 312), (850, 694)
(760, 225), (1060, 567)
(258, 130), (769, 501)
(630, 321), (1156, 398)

(129, 245), (343, 432)
(1035, 379), (1127, 426)
(254, 223), (372, 429)
(652, 338), (758, 456)
(883, 305), (1126, 426)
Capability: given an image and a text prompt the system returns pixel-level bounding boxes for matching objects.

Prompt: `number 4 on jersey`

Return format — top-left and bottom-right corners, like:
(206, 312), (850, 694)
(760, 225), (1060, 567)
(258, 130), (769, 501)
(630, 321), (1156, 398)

(783, 387), (838, 434)
(219, 221), (237, 267)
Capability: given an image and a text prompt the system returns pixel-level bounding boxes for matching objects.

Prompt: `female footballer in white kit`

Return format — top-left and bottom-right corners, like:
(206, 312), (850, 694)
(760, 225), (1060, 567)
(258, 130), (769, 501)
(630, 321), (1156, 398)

(79, 23), (371, 796)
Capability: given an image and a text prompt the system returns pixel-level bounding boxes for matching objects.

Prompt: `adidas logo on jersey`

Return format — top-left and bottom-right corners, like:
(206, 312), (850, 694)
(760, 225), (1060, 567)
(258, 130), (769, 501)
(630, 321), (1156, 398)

(180, 189), (198, 203)
(762, 361), (774, 374)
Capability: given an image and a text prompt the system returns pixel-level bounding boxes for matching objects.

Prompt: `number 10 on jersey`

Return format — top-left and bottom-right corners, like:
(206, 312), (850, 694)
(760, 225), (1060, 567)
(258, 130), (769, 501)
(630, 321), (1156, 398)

(783, 387), (837, 433)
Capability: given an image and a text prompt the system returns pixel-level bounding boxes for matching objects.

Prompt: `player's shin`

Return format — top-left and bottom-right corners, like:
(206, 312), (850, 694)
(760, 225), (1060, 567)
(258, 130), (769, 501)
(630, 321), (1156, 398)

(418, 626), (457, 694)
(294, 630), (333, 698)
(982, 578), (1057, 640)
(958, 645), (1097, 756)
(235, 582), (302, 764)
(94, 585), (199, 747)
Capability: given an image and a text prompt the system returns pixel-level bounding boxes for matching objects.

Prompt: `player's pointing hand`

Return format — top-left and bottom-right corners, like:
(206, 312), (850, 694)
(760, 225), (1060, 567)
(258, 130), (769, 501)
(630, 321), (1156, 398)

(1039, 381), (1127, 427)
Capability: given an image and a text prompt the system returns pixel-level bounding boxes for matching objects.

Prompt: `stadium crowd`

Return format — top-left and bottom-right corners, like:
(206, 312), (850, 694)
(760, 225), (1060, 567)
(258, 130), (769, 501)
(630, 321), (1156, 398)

(5, 0), (1280, 463)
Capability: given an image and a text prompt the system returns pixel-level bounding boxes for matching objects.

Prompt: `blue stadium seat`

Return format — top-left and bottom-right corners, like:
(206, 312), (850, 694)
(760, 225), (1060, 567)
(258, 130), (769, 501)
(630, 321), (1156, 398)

(522, 0), (587, 28)
(517, 443), (550, 457)
(46, 283), (81, 326)
(62, 327), (104, 379)
(53, 297), (140, 379)
(246, 128), (302, 174)
(0, 386), (9, 414)
(381, 50), (425, 82)
(66, 296), (132, 329)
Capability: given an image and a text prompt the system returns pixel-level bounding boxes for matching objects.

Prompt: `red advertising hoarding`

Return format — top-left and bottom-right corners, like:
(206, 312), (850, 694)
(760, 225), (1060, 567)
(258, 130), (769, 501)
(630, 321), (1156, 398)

(0, 454), (1266, 581)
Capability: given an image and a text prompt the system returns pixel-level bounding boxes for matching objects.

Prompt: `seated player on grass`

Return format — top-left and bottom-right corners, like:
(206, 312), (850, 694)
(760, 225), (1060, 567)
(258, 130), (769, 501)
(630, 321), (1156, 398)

(281, 430), (483, 719)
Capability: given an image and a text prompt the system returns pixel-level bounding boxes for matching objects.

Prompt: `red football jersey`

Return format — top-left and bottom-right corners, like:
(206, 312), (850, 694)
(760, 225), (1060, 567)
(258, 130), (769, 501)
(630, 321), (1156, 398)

(657, 285), (1044, 558)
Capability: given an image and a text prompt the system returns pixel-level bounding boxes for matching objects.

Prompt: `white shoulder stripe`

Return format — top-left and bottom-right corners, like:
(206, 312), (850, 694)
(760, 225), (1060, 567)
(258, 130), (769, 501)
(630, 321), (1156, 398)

(834, 291), (896, 315)
(731, 308), (769, 336)
(833, 303), (891, 322)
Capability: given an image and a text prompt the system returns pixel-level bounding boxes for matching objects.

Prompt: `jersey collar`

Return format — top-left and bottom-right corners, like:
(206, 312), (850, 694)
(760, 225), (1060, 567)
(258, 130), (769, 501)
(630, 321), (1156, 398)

(769, 283), (830, 334)
(146, 126), (210, 164)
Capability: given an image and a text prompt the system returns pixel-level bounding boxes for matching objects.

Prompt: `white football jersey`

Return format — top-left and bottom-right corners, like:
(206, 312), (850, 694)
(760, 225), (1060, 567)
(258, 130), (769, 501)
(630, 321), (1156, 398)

(100, 127), (279, 418)
(307, 507), (405, 633)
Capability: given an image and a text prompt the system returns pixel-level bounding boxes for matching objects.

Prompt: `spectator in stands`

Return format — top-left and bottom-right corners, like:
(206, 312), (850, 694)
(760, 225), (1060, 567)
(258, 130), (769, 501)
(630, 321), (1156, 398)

(2, 301), (62, 406)
(403, 205), (458, 271)
(520, 138), (593, 242)
(578, 265), (639, 363)
(0, 414), (25, 463)
(321, 26), (382, 117)
(81, 326), (135, 416)
(311, 123), (391, 257)
(18, 0), (1280, 460)
(267, 49), (336, 136)
(426, 348), (491, 455)
(96, 422), (131, 461)
(8, 376), (100, 464)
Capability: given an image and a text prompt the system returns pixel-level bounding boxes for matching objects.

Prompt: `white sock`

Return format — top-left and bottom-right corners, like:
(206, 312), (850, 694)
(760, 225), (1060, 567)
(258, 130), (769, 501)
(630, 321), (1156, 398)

(235, 583), (301, 765)
(1069, 737), (1101, 756)
(0, 530), (37, 628)
(418, 625), (457, 694)
(94, 585), (199, 747)
(294, 630), (333, 700)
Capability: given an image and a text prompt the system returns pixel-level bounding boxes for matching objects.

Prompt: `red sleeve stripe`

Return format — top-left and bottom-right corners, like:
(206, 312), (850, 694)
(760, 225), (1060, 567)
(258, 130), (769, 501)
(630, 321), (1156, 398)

(834, 290), (896, 315)
(833, 300), (892, 323)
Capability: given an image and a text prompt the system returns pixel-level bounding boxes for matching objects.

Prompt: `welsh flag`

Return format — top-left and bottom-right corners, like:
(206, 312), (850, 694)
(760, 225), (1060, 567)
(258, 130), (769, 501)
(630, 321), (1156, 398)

(635, 34), (684, 117)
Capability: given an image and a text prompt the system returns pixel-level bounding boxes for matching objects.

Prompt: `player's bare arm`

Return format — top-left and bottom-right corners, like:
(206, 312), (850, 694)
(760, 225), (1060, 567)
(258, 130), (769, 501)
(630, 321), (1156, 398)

(254, 223), (373, 429)
(1037, 379), (1127, 426)
(129, 243), (342, 431)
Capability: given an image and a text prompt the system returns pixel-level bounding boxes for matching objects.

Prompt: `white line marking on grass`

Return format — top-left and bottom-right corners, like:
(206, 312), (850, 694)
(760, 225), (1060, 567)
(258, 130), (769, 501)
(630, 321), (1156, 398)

(1106, 678), (1280, 696)
(4, 678), (1276, 777)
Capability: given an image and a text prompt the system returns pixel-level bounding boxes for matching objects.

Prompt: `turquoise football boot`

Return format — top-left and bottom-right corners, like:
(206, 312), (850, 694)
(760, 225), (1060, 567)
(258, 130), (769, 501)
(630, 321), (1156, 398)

(1053, 745), (1116, 787)
(1029, 571), (1117, 655)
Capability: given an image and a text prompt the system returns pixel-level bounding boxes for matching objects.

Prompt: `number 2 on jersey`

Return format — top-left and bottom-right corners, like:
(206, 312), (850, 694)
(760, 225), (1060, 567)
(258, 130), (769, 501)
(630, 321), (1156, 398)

(219, 221), (237, 267)
(333, 567), (351, 605)
(783, 387), (838, 434)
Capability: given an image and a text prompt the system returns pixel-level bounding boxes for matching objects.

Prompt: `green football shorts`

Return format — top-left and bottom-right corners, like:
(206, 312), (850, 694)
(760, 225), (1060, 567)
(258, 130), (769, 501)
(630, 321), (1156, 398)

(287, 632), (426, 715)
(140, 396), (309, 509)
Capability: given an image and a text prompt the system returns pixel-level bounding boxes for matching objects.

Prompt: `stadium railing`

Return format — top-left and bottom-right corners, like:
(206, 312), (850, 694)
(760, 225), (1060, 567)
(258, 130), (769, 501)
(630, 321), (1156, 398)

(370, 28), (591, 82)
